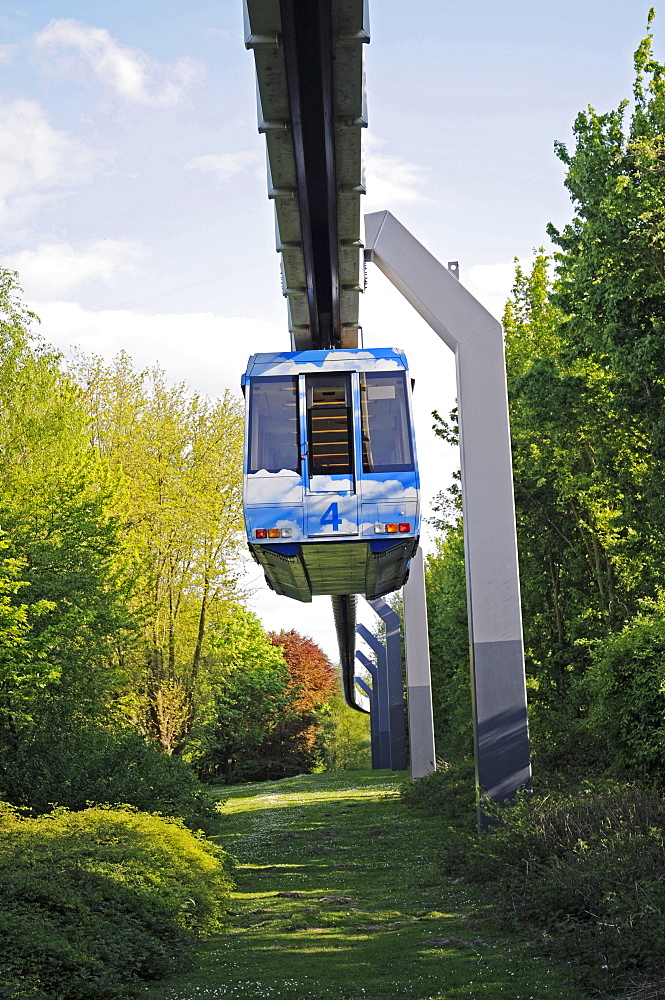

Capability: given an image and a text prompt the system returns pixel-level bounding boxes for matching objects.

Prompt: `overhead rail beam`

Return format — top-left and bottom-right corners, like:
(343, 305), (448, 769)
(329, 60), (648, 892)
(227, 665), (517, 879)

(244, 0), (368, 350)
(332, 594), (365, 712)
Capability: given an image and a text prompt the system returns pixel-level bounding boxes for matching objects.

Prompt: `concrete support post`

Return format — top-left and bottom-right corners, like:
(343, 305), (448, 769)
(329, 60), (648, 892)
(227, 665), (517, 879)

(365, 210), (531, 814)
(403, 548), (437, 778)
(368, 597), (407, 771)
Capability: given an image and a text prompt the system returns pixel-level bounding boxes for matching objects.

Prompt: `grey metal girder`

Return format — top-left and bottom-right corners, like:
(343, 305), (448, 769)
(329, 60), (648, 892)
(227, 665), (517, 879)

(332, 594), (366, 712)
(356, 646), (389, 769)
(244, 0), (367, 349)
(357, 622), (406, 771)
(367, 597), (407, 771)
(355, 672), (379, 767)
(364, 210), (532, 813)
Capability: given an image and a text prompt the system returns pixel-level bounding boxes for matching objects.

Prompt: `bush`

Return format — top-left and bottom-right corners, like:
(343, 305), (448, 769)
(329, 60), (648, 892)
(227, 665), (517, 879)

(585, 599), (665, 785)
(0, 803), (234, 999)
(0, 723), (218, 830)
(400, 757), (476, 829)
(468, 782), (665, 986)
(231, 713), (321, 782)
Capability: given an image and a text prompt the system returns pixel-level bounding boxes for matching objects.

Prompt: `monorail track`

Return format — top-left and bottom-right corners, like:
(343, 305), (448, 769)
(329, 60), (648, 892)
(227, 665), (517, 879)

(244, 0), (370, 706)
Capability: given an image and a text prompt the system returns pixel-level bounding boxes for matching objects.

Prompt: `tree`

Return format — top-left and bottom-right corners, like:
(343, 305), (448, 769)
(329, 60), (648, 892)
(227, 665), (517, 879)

(423, 16), (665, 780)
(71, 353), (245, 754)
(0, 271), (134, 744)
(547, 9), (665, 578)
(316, 688), (371, 771)
(197, 607), (304, 782)
(265, 629), (337, 773)
(267, 629), (337, 713)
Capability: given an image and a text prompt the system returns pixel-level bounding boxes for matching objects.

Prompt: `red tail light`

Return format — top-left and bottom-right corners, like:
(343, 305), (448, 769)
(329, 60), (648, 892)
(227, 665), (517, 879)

(399, 523), (410, 532)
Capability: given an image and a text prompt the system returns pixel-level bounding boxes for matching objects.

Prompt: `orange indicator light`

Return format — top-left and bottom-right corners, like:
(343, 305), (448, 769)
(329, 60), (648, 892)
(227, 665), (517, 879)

(267, 528), (281, 538)
(386, 523), (398, 533)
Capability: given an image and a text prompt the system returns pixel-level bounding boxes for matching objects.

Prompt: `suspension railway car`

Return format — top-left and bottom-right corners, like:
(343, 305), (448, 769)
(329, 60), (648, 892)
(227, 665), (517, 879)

(242, 348), (420, 602)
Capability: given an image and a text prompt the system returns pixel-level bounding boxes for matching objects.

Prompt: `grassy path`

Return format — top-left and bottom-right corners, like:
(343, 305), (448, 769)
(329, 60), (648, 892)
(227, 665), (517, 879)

(143, 771), (586, 1000)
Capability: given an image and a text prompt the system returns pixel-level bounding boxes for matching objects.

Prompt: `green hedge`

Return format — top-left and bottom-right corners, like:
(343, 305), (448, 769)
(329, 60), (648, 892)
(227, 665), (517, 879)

(0, 804), (234, 999)
(0, 723), (218, 830)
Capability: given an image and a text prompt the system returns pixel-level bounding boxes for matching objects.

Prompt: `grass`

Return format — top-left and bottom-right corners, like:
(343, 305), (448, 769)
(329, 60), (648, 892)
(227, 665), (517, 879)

(141, 770), (587, 1000)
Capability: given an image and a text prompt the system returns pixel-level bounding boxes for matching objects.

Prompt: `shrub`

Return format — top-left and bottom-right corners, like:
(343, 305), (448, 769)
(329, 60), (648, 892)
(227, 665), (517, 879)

(232, 713), (321, 781)
(400, 757), (476, 829)
(0, 723), (218, 830)
(0, 803), (234, 999)
(469, 782), (665, 986)
(585, 599), (665, 785)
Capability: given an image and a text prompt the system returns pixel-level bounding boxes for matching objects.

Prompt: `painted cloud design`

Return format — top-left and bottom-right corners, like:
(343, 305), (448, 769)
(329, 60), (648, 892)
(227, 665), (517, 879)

(245, 348), (405, 378)
(360, 478), (418, 501)
(245, 473), (302, 505)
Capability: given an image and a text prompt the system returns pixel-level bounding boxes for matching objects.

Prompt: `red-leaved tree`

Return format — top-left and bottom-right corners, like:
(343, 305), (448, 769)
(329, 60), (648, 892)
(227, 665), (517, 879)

(267, 630), (337, 713)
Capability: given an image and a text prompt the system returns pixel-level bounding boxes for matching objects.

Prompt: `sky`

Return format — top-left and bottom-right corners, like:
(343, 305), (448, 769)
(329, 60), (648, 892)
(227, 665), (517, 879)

(0, 0), (657, 659)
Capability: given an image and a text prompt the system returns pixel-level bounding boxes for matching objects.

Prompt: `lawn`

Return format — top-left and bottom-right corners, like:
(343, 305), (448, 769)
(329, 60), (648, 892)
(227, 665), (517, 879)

(141, 770), (586, 1000)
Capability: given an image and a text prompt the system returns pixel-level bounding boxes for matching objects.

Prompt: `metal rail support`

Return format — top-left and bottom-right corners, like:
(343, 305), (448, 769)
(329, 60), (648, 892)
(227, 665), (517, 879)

(365, 210), (531, 815)
(357, 620), (406, 772)
(368, 597), (408, 771)
(356, 644), (390, 769)
(403, 548), (437, 778)
(354, 674), (379, 769)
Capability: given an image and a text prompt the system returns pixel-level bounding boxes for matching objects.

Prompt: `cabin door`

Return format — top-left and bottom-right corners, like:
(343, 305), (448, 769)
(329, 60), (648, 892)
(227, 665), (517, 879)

(303, 373), (359, 537)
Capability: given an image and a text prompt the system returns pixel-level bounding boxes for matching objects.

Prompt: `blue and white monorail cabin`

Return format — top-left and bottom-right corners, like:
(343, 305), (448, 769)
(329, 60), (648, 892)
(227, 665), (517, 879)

(242, 347), (421, 602)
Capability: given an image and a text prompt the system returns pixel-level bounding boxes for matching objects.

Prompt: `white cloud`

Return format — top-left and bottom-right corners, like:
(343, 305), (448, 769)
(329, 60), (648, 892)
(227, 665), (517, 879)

(32, 301), (288, 400)
(363, 134), (430, 210)
(36, 19), (204, 107)
(185, 151), (261, 182)
(0, 97), (97, 224)
(2, 240), (146, 299)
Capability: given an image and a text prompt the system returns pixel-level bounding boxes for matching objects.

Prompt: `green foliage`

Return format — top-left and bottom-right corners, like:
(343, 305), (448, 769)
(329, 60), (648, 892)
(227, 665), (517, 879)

(0, 271), (135, 734)
(402, 769), (665, 987)
(0, 722), (218, 831)
(197, 606), (315, 782)
(467, 783), (665, 987)
(0, 804), (233, 999)
(71, 351), (245, 755)
(424, 526), (472, 758)
(400, 757), (476, 829)
(316, 692), (372, 771)
(585, 593), (665, 784)
(503, 253), (642, 718)
(498, 20), (665, 776)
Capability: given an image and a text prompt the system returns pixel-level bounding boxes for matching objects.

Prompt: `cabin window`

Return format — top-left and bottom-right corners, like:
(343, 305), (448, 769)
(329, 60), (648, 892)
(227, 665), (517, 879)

(248, 376), (300, 474)
(360, 372), (414, 473)
(306, 375), (354, 476)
